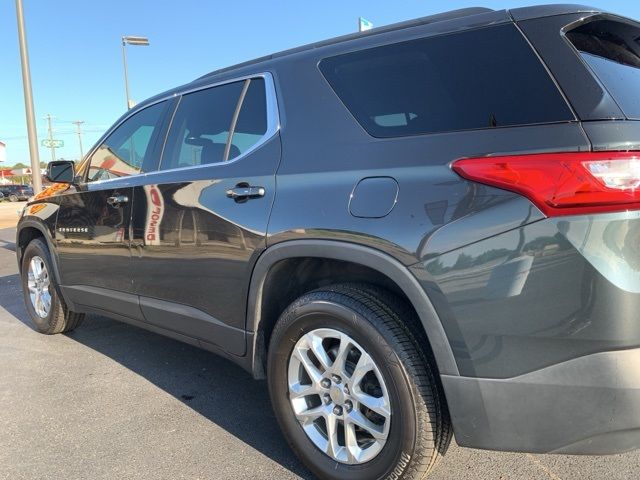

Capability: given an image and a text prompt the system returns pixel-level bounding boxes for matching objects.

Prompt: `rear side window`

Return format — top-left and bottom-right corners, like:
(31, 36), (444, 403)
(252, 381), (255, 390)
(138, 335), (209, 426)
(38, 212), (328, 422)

(319, 24), (574, 137)
(232, 78), (268, 156)
(162, 81), (244, 170)
(566, 17), (640, 120)
(161, 77), (268, 170)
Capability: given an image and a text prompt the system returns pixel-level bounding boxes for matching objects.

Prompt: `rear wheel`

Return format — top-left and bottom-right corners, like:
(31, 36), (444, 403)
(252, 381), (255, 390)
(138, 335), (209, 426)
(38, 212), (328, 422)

(268, 284), (451, 480)
(21, 238), (84, 334)
(9, 194), (18, 202)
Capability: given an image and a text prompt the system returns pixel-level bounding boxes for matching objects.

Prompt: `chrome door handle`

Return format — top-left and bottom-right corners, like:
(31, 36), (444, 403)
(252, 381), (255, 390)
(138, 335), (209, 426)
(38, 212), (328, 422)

(107, 194), (129, 207)
(226, 185), (265, 200)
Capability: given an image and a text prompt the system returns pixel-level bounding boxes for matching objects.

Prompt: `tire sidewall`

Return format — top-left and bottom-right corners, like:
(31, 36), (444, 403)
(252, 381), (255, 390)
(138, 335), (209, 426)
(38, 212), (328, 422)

(21, 239), (60, 333)
(268, 297), (419, 480)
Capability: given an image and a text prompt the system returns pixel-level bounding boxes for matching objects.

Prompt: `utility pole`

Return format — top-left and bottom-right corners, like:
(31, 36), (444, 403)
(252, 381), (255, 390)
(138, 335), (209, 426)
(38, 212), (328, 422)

(72, 120), (85, 160)
(45, 114), (56, 162)
(15, 0), (42, 192)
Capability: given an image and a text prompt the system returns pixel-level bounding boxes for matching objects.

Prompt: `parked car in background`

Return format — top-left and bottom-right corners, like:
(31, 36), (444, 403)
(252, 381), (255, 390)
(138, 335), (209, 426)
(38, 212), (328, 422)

(14, 4), (640, 479)
(0, 184), (33, 202)
(0, 191), (4, 202)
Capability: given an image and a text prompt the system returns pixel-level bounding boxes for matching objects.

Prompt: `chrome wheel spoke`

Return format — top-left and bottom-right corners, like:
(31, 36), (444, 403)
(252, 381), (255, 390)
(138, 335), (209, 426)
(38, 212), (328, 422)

(30, 258), (41, 279)
(296, 404), (326, 424)
(350, 350), (375, 386)
(40, 291), (52, 315)
(324, 411), (342, 459)
(352, 390), (391, 418)
(33, 290), (43, 316)
(344, 418), (360, 463)
(306, 333), (332, 373)
(292, 345), (324, 384)
(347, 409), (387, 440)
(289, 381), (319, 400)
(332, 333), (353, 376)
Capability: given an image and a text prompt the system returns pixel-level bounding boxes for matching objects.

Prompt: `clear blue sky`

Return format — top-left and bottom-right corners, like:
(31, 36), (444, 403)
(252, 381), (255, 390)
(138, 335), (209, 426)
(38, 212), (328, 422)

(1, 1), (639, 166)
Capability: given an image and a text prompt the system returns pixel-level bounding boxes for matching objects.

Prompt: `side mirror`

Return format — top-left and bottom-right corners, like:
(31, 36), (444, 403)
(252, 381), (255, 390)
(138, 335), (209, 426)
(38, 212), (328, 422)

(45, 160), (75, 184)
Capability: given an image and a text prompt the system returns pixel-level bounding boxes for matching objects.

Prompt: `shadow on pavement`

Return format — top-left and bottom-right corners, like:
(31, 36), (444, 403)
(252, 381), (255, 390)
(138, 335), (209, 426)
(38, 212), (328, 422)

(0, 274), (29, 324)
(65, 315), (314, 478)
(0, 271), (313, 479)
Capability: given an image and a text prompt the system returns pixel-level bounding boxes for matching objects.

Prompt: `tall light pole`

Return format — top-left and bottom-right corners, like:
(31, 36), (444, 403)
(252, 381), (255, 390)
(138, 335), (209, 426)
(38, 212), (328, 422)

(15, 0), (42, 192)
(72, 120), (85, 160)
(121, 35), (149, 109)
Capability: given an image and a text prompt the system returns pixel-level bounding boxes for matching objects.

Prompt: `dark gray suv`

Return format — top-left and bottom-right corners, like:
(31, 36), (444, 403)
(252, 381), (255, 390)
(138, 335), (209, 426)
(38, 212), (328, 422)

(15, 5), (640, 479)
(1, 184), (33, 202)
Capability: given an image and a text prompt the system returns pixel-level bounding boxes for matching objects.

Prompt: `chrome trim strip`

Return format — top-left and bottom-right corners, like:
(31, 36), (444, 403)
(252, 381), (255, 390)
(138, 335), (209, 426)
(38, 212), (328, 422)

(83, 72), (281, 187)
(158, 95), (181, 170)
(224, 79), (251, 162)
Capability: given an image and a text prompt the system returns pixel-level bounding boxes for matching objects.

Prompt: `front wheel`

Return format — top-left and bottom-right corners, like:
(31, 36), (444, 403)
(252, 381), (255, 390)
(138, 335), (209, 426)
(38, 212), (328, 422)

(267, 284), (451, 480)
(21, 238), (84, 334)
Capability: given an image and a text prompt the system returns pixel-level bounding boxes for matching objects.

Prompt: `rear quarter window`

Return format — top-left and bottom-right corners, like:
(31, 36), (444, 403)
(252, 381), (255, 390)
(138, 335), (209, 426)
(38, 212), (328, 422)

(566, 17), (640, 120)
(319, 23), (574, 138)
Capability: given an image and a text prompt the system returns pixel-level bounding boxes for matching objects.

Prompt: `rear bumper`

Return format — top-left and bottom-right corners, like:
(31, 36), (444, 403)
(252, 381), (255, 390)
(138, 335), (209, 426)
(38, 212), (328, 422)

(442, 347), (640, 454)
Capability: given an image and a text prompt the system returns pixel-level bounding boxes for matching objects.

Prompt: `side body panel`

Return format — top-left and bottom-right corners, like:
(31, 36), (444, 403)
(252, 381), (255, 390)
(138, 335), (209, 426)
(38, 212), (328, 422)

(55, 183), (134, 293)
(128, 136), (281, 355)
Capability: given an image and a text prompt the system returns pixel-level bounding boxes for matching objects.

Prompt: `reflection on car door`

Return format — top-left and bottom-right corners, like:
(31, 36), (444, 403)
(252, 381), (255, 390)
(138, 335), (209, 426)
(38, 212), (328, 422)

(56, 100), (172, 319)
(129, 75), (280, 355)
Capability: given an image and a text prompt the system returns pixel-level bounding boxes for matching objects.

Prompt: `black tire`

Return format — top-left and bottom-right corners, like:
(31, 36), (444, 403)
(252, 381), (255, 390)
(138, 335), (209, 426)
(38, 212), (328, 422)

(268, 284), (451, 480)
(9, 194), (18, 202)
(20, 238), (84, 334)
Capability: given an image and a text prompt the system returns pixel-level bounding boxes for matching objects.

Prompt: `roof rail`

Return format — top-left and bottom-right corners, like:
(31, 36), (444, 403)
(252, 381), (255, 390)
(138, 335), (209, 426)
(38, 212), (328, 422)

(197, 7), (495, 80)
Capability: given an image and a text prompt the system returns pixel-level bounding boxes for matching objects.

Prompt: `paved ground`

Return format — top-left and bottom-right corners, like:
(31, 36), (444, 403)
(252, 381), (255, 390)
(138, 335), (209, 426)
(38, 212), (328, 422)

(0, 225), (638, 479)
(0, 200), (25, 228)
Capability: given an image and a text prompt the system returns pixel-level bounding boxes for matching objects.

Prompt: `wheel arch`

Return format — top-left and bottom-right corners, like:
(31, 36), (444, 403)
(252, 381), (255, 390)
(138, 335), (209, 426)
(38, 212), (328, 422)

(246, 240), (459, 379)
(16, 219), (68, 302)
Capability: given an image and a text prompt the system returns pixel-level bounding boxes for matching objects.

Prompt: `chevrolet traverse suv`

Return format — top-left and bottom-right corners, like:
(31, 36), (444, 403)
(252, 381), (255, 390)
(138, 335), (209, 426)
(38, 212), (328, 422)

(16, 5), (640, 479)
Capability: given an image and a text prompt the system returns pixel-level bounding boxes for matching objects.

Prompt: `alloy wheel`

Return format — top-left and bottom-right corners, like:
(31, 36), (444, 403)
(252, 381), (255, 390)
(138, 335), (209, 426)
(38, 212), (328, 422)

(27, 256), (52, 318)
(288, 327), (391, 464)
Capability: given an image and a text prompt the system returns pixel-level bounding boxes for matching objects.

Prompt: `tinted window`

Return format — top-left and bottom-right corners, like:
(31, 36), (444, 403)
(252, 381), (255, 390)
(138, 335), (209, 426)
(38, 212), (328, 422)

(86, 101), (167, 182)
(162, 81), (243, 170)
(320, 24), (574, 137)
(567, 18), (640, 120)
(161, 78), (268, 170)
(230, 78), (268, 158)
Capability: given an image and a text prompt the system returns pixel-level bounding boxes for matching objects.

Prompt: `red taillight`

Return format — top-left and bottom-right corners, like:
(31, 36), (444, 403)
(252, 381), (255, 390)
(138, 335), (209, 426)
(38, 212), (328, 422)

(452, 152), (640, 217)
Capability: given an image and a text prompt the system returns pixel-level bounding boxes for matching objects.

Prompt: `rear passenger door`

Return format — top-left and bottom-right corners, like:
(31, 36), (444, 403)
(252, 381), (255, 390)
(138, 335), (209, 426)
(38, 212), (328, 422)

(129, 74), (280, 355)
(56, 101), (172, 317)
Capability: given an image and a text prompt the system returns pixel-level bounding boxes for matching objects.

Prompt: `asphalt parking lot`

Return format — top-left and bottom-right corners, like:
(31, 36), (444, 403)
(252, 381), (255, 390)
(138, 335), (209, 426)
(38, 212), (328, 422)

(1, 225), (639, 479)
(0, 200), (25, 228)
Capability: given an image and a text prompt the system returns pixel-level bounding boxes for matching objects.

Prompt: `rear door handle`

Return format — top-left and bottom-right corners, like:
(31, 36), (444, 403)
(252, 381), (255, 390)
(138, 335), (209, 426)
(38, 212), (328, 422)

(107, 194), (129, 207)
(226, 185), (265, 201)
